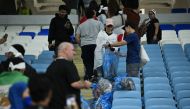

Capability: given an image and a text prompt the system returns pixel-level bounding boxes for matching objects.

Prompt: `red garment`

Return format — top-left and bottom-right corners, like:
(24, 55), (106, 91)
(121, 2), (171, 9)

(79, 16), (98, 24)
(117, 34), (123, 41)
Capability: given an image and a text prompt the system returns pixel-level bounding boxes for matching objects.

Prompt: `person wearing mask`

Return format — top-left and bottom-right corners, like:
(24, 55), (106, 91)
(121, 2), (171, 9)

(48, 5), (74, 54)
(46, 42), (92, 109)
(104, 21), (140, 77)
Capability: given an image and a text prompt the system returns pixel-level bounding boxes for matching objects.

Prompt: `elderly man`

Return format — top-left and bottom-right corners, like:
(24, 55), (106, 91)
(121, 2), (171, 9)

(46, 42), (91, 109)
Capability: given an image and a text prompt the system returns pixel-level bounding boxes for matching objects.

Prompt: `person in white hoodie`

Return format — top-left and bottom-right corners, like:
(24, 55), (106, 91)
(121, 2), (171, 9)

(94, 18), (119, 79)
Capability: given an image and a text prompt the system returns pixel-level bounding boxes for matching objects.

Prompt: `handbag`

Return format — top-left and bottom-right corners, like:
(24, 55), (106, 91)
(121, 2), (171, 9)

(140, 45), (150, 68)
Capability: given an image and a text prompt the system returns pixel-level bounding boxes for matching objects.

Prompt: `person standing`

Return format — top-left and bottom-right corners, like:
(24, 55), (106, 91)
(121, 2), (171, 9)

(76, 8), (104, 80)
(143, 9), (162, 44)
(94, 18), (119, 79)
(48, 5), (74, 53)
(46, 42), (91, 109)
(104, 21), (140, 77)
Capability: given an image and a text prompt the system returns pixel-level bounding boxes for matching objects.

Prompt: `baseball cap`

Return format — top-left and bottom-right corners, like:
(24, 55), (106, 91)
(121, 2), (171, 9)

(105, 18), (114, 26)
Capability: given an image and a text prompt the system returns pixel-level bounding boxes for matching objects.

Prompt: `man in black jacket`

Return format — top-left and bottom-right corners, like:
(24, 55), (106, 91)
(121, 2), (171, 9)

(48, 5), (74, 55)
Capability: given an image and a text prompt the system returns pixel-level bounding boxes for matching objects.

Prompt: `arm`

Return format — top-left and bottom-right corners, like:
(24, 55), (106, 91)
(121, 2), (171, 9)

(75, 34), (80, 44)
(48, 19), (55, 45)
(71, 80), (91, 89)
(110, 40), (127, 47)
(153, 22), (159, 40)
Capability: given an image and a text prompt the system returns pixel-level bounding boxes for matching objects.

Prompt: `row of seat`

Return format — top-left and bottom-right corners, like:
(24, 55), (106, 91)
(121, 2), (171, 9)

(171, 8), (190, 13)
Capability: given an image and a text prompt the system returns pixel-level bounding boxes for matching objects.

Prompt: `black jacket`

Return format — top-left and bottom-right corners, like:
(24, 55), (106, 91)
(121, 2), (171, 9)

(48, 13), (74, 47)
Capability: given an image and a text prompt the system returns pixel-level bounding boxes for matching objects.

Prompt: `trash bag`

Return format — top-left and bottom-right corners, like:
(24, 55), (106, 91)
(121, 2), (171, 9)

(94, 92), (113, 109)
(81, 96), (90, 109)
(102, 49), (119, 80)
(113, 77), (136, 91)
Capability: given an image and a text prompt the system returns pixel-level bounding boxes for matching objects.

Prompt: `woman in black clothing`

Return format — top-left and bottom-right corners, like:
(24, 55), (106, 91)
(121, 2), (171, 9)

(143, 9), (162, 44)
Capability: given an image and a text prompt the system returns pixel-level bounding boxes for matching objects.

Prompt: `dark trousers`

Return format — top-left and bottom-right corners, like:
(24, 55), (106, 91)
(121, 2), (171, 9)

(81, 44), (96, 80)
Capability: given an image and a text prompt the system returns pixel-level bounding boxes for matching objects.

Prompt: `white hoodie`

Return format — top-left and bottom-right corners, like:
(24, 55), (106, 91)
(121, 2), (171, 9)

(94, 30), (119, 69)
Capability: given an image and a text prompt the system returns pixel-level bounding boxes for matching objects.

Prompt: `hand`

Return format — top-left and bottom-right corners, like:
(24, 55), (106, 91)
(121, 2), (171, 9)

(103, 43), (111, 48)
(64, 21), (71, 29)
(84, 80), (92, 89)
(48, 43), (54, 48)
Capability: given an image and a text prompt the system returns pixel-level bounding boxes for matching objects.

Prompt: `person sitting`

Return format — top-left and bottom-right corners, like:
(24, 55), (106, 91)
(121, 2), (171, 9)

(0, 44), (37, 78)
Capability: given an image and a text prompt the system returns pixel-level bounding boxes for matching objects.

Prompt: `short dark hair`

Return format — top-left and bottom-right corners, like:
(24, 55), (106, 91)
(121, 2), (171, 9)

(12, 44), (25, 56)
(85, 8), (94, 19)
(124, 21), (136, 29)
(28, 74), (52, 103)
(59, 5), (70, 13)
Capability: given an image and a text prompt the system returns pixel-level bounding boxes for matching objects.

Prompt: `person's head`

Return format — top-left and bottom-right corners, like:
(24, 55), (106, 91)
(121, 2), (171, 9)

(85, 7), (95, 19)
(123, 0), (139, 9)
(105, 18), (114, 32)
(148, 9), (156, 19)
(57, 42), (76, 61)
(122, 21), (136, 34)
(58, 5), (70, 18)
(28, 74), (52, 107)
(8, 57), (26, 72)
(5, 44), (25, 58)
(107, 0), (120, 17)
(8, 82), (28, 109)
(89, 0), (99, 13)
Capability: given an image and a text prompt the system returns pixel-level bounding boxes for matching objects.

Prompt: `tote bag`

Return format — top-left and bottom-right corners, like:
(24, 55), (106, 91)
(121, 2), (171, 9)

(140, 45), (150, 68)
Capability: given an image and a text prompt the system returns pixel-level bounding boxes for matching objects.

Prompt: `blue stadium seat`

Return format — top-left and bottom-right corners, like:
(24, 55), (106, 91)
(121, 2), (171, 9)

(113, 91), (141, 99)
(0, 55), (7, 61)
(188, 8), (190, 13)
(112, 98), (142, 107)
(146, 105), (177, 109)
(174, 83), (190, 95)
(175, 24), (190, 34)
(179, 98), (190, 109)
(112, 106), (141, 109)
(144, 77), (169, 85)
(176, 90), (190, 101)
(144, 83), (171, 92)
(172, 77), (190, 88)
(171, 8), (187, 13)
(38, 29), (49, 35)
(145, 98), (176, 108)
(144, 90), (173, 102)
(19, 32), (36, 39)
(160, 24), (175, 30)
(31, 63), (49, 73)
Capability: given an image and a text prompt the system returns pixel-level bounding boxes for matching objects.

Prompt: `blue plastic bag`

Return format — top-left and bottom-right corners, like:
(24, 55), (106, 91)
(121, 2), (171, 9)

(94, 92), (113, 109)
(102, 49), (119, 80)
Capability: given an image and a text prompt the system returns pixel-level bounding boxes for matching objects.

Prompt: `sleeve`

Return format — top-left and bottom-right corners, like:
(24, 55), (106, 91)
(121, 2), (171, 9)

(152, 19), (159, 23)
(48, 19), (56, 44)
(124, 34), (135, 43)
(66, 19), (74, 36)
(76, 26), (81, 35)
(66, 62), (80, 84)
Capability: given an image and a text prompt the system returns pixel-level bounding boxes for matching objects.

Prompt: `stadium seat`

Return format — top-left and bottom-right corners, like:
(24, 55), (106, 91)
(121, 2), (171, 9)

(179, 98), (190, 109)
(160, 24), (175, 30)
(144, 77), (169, 85)
(144, 83), (171, 92)
(175, 24), (190, 34)
(38, 29), (49, 35)
(19, 32), (36, 39)
(176, 90), (190, 101)
(113, 91), (141, 99)
(112, 106), (141, 109)
(171, 8), (187, 13)
(112, 98), (142, 107)
(146, 105), (177, 109)
(145, 98), (176, 108)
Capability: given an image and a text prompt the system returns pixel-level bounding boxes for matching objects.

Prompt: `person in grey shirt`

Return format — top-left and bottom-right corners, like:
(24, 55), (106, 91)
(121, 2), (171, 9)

(76, 8), (104, 80)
